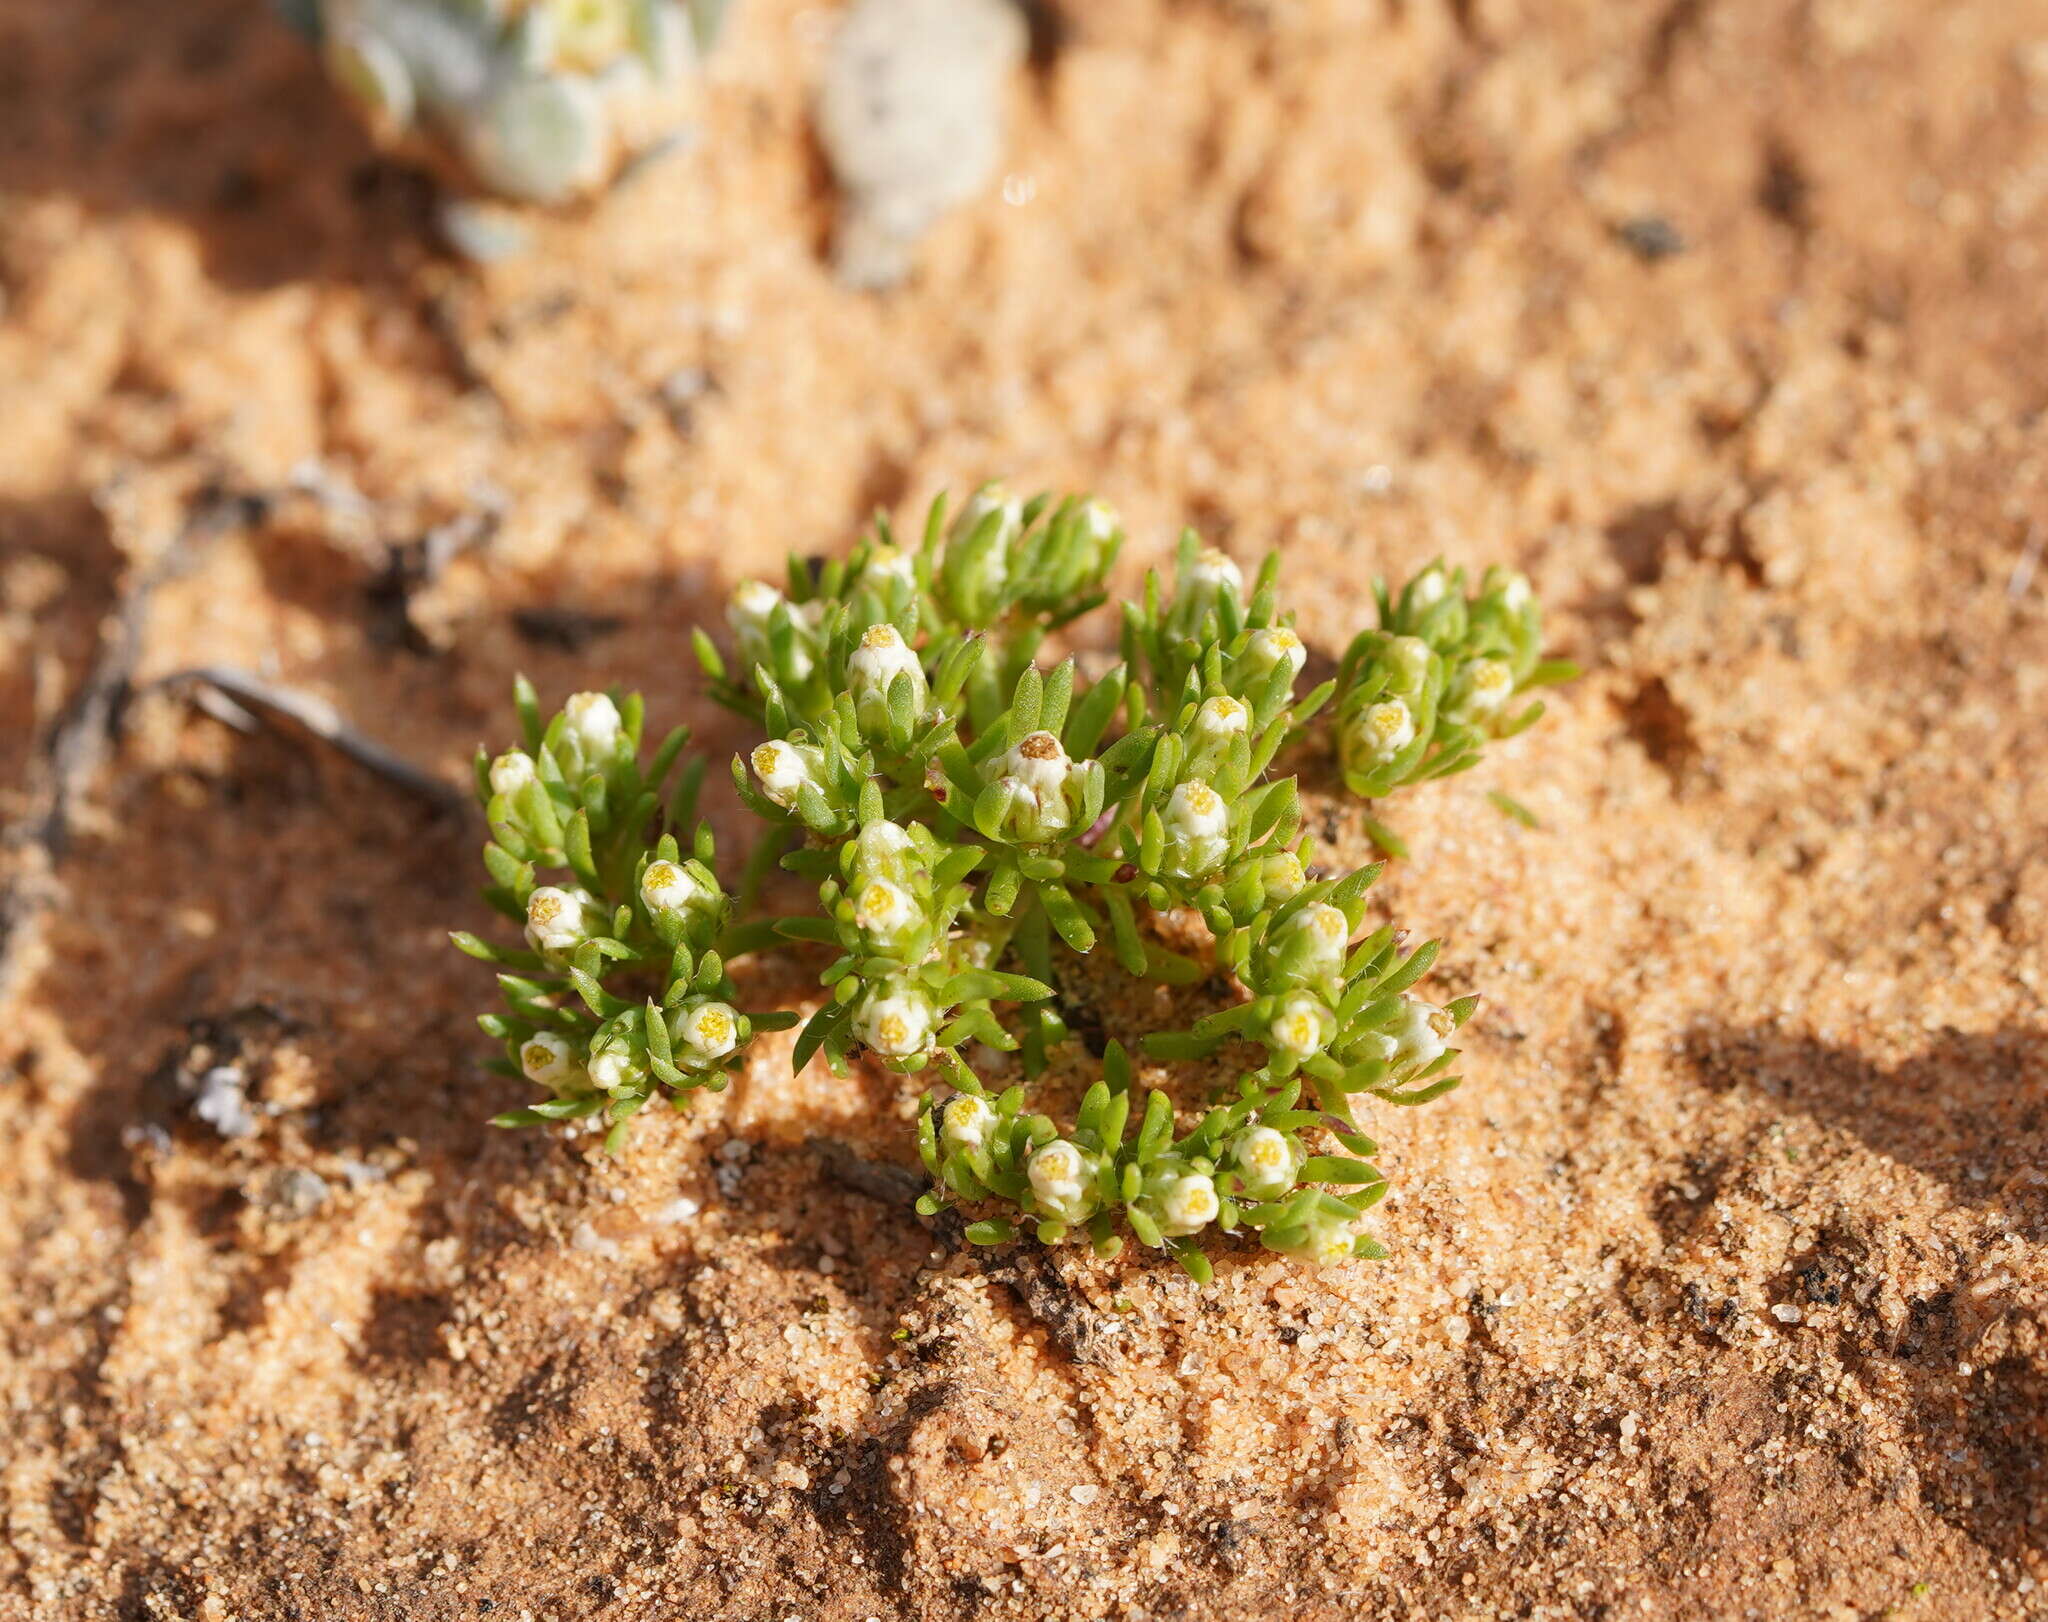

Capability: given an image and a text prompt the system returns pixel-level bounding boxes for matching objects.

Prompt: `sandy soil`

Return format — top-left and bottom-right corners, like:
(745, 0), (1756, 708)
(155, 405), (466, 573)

(3, 0), (2047, 1617)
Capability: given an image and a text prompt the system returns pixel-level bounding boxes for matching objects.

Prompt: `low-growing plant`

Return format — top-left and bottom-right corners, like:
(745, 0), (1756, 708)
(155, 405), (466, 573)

(455, 488), (1575, 1279)
(283, 0), (730, 205)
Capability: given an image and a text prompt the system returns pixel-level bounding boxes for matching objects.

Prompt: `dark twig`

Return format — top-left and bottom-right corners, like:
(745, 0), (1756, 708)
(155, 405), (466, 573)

(0, 487), (269, 1008)
(154, 666), (470, 816)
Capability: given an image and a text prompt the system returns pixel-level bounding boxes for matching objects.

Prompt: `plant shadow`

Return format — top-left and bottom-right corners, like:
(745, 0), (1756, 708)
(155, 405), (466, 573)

(1683, 1021), (2048, 1213)
(0, 0), (440, 292)
(1684, 1020), (2048, 1568)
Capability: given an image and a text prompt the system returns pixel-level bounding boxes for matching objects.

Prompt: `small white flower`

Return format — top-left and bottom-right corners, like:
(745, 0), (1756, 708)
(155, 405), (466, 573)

(1259, 850), (1307, 901)
(853, 878), (919, 941)
(641, 858), (712, 917)
(1185, 546), (1243, 600)
(954, 482), (1021, 544)
(1245, 626), (1307, 681)
(1166, 778), (1227, 839)
(1353, 698), (1416, 764)
(678, 1001), (740, 1066)
(1310, 1222), (1362, 1267)
(991, 732), (1075, 833)
(940, 1093), (996, 1153)
(750, 739), (817, 809)
(863, 544), (917, 587)
(1270, 992), (1334, 1059)
(729, 580), (815, 681)
(1278, 902), (1351, 979)
(1497, 570), (1533, 615)
(525, 885), (599, 954)
(855, 985), (936, 1058)
(1451, 657), (1514, 720)
(519, 1031), (579, 1088)
(563, 691), (622, 758)
(1192, 695), (1250, 745)
(1158, 1173), (1220, 1237)
(1387, 995), (1455, 1080)
(846, 622), (923, 699)
(999, 731), (1073, 799)
(947, 485), (1020, 597)
(489, 749), (538, 799)
(1162, 778), (1230, 877)
(1230, 1126), (1298, 1200)
(727, 578), (783, 633)
(1027, 1140), (1093, 1221)
(1079, 497), (1118, 544)
(588, 1048), (639, 1094)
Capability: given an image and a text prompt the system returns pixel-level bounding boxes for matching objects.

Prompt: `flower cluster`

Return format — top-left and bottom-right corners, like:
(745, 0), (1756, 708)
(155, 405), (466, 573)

(917, 1045), (1391, 1281)
(1334, 560), (1577, 805)
(286, 0), (726, 205)
(454, 681), (794, 1152)
(457, 489), (1572, 1278)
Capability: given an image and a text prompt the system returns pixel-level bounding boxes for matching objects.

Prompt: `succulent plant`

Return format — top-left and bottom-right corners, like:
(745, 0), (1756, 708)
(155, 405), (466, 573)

(458, 489), (1574, 1278)
(286, 0), (730, 205)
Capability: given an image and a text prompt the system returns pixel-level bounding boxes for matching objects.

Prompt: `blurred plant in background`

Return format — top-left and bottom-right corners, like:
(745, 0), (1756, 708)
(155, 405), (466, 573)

(458, 489), (1575, 1279)
(280, 0), (730, 208)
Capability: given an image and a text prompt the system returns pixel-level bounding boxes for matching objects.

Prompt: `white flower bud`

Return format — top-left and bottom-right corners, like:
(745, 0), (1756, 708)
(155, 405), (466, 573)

(525, 885), (600, 954)
(1352, 698), (1416, 765)
(1027, 1140), (1093, 1221)
(750, 740), (818, 809)
(490, 749), (538, 799)
(563, 691), (622, 758)
(1230, 1126), (1298, 1200)
(853, 878), (919, 941)
(1000, 731), (1072, 799)
(641, 858), (713, 917)
(854, 984), (936, 1058)
(1409, 567), (1449, 610)
(1186, 547), (1242, 599)
(588, 1048), (639, 1094)
(678, 1001), (740, 1066)
(1387, 995), (1454, 1080)
(991, 732), (1075, 833)
(1245, 626), (1307, 681)
(520, 1031), (580, 1088)
(1270, 992), (1334, 1059)
(1079, 498), (1118, 543)
(952, 483), (1021, 547)
(1192, 695), (1250, 746)
(1385, 635), (1433, 690)
(863, 544), (917, 587)
(847, 623), (924, 702)
(1161, 778), (1230, 876)
(729, 580), (815, 682)
(854, 819), (915, 871)
(1259, 850), (1307, 901)
(1497, 570), (1532, 615)
(940, 1093), (996, 1153)
(729, 578), (782, 626)
(1158, 1173), (1220, 1237)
